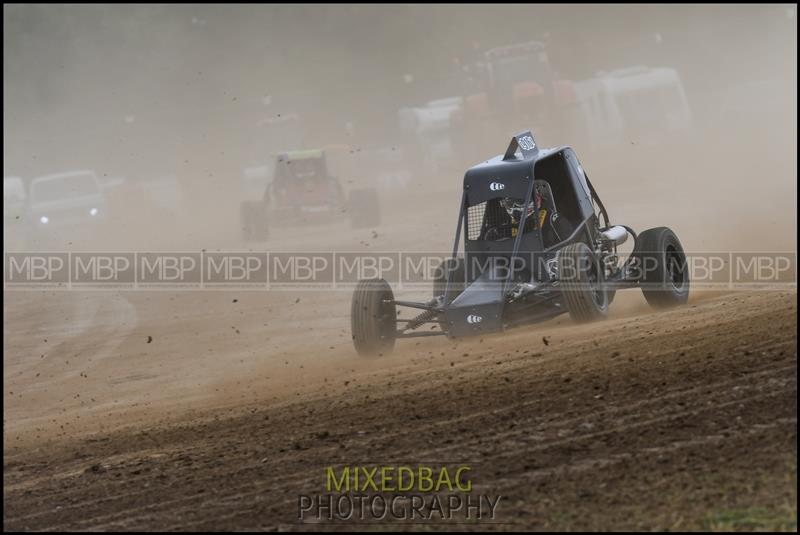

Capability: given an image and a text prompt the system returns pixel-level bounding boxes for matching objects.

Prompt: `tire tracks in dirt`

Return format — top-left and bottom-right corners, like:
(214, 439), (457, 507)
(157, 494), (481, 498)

(3, 291), (796, 531)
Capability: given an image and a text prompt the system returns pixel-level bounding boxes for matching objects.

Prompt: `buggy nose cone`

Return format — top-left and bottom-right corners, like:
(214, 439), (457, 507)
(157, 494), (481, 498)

(444, 261), (507, 337)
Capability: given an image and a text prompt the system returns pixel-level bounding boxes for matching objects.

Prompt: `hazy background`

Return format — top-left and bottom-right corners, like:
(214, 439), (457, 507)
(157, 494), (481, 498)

(3, 4), (797, 251)
(2, 3), (798, 461)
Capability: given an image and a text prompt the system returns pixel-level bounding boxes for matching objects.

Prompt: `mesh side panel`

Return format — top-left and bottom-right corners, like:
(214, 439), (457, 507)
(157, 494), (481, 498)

(467, 199), (538, 241)
(467, 202), (487, 240)
(467, 201), (514, 240)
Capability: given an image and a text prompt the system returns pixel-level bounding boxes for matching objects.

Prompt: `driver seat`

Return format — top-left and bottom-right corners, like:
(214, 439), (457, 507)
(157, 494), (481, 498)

(534, 180), (575, 246)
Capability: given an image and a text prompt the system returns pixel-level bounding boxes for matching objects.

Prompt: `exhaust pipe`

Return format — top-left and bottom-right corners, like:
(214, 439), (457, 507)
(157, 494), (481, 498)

(601, 225), (628, 246)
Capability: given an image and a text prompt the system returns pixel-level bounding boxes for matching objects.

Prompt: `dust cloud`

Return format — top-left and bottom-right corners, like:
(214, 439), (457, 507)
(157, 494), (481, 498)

(3, 4), (796, 252)
(2, 4), (797, 448)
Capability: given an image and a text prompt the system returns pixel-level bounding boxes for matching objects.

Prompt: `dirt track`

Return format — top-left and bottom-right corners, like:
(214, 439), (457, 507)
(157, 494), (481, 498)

(3, 289), (796, 531)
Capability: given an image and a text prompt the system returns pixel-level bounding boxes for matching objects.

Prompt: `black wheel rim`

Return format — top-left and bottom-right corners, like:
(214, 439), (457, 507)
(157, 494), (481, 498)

(665, 244), (687, 291)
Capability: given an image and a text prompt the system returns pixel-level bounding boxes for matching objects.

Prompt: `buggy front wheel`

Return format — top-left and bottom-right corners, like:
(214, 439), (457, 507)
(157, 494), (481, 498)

(351, 278), (397, 356)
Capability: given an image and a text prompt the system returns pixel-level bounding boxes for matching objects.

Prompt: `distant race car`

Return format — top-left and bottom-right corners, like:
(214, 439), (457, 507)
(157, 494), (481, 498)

(28, 170), (106, 234)
(240, 149), (380, 241)
(350, 131), (690, 355)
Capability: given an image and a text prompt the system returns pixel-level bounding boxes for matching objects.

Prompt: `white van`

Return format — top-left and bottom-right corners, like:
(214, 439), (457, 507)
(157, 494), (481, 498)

(573, 66), (693, 149)
(29, 170), (106, 231)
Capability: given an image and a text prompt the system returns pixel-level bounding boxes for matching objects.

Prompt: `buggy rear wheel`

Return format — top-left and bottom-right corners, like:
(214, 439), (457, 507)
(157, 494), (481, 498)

(557, 242), (609, 323)
(635, 227), (690, 308)
(351, 278), (396, 356)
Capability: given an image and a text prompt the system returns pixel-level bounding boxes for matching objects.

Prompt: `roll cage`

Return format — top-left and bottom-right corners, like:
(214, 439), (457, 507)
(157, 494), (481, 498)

(444, 131), (607, 296)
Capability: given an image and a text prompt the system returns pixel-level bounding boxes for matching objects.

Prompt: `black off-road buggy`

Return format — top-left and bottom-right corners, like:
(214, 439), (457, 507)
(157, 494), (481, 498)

(240, 149), (380, 241)
(350, 131), (689, 355)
